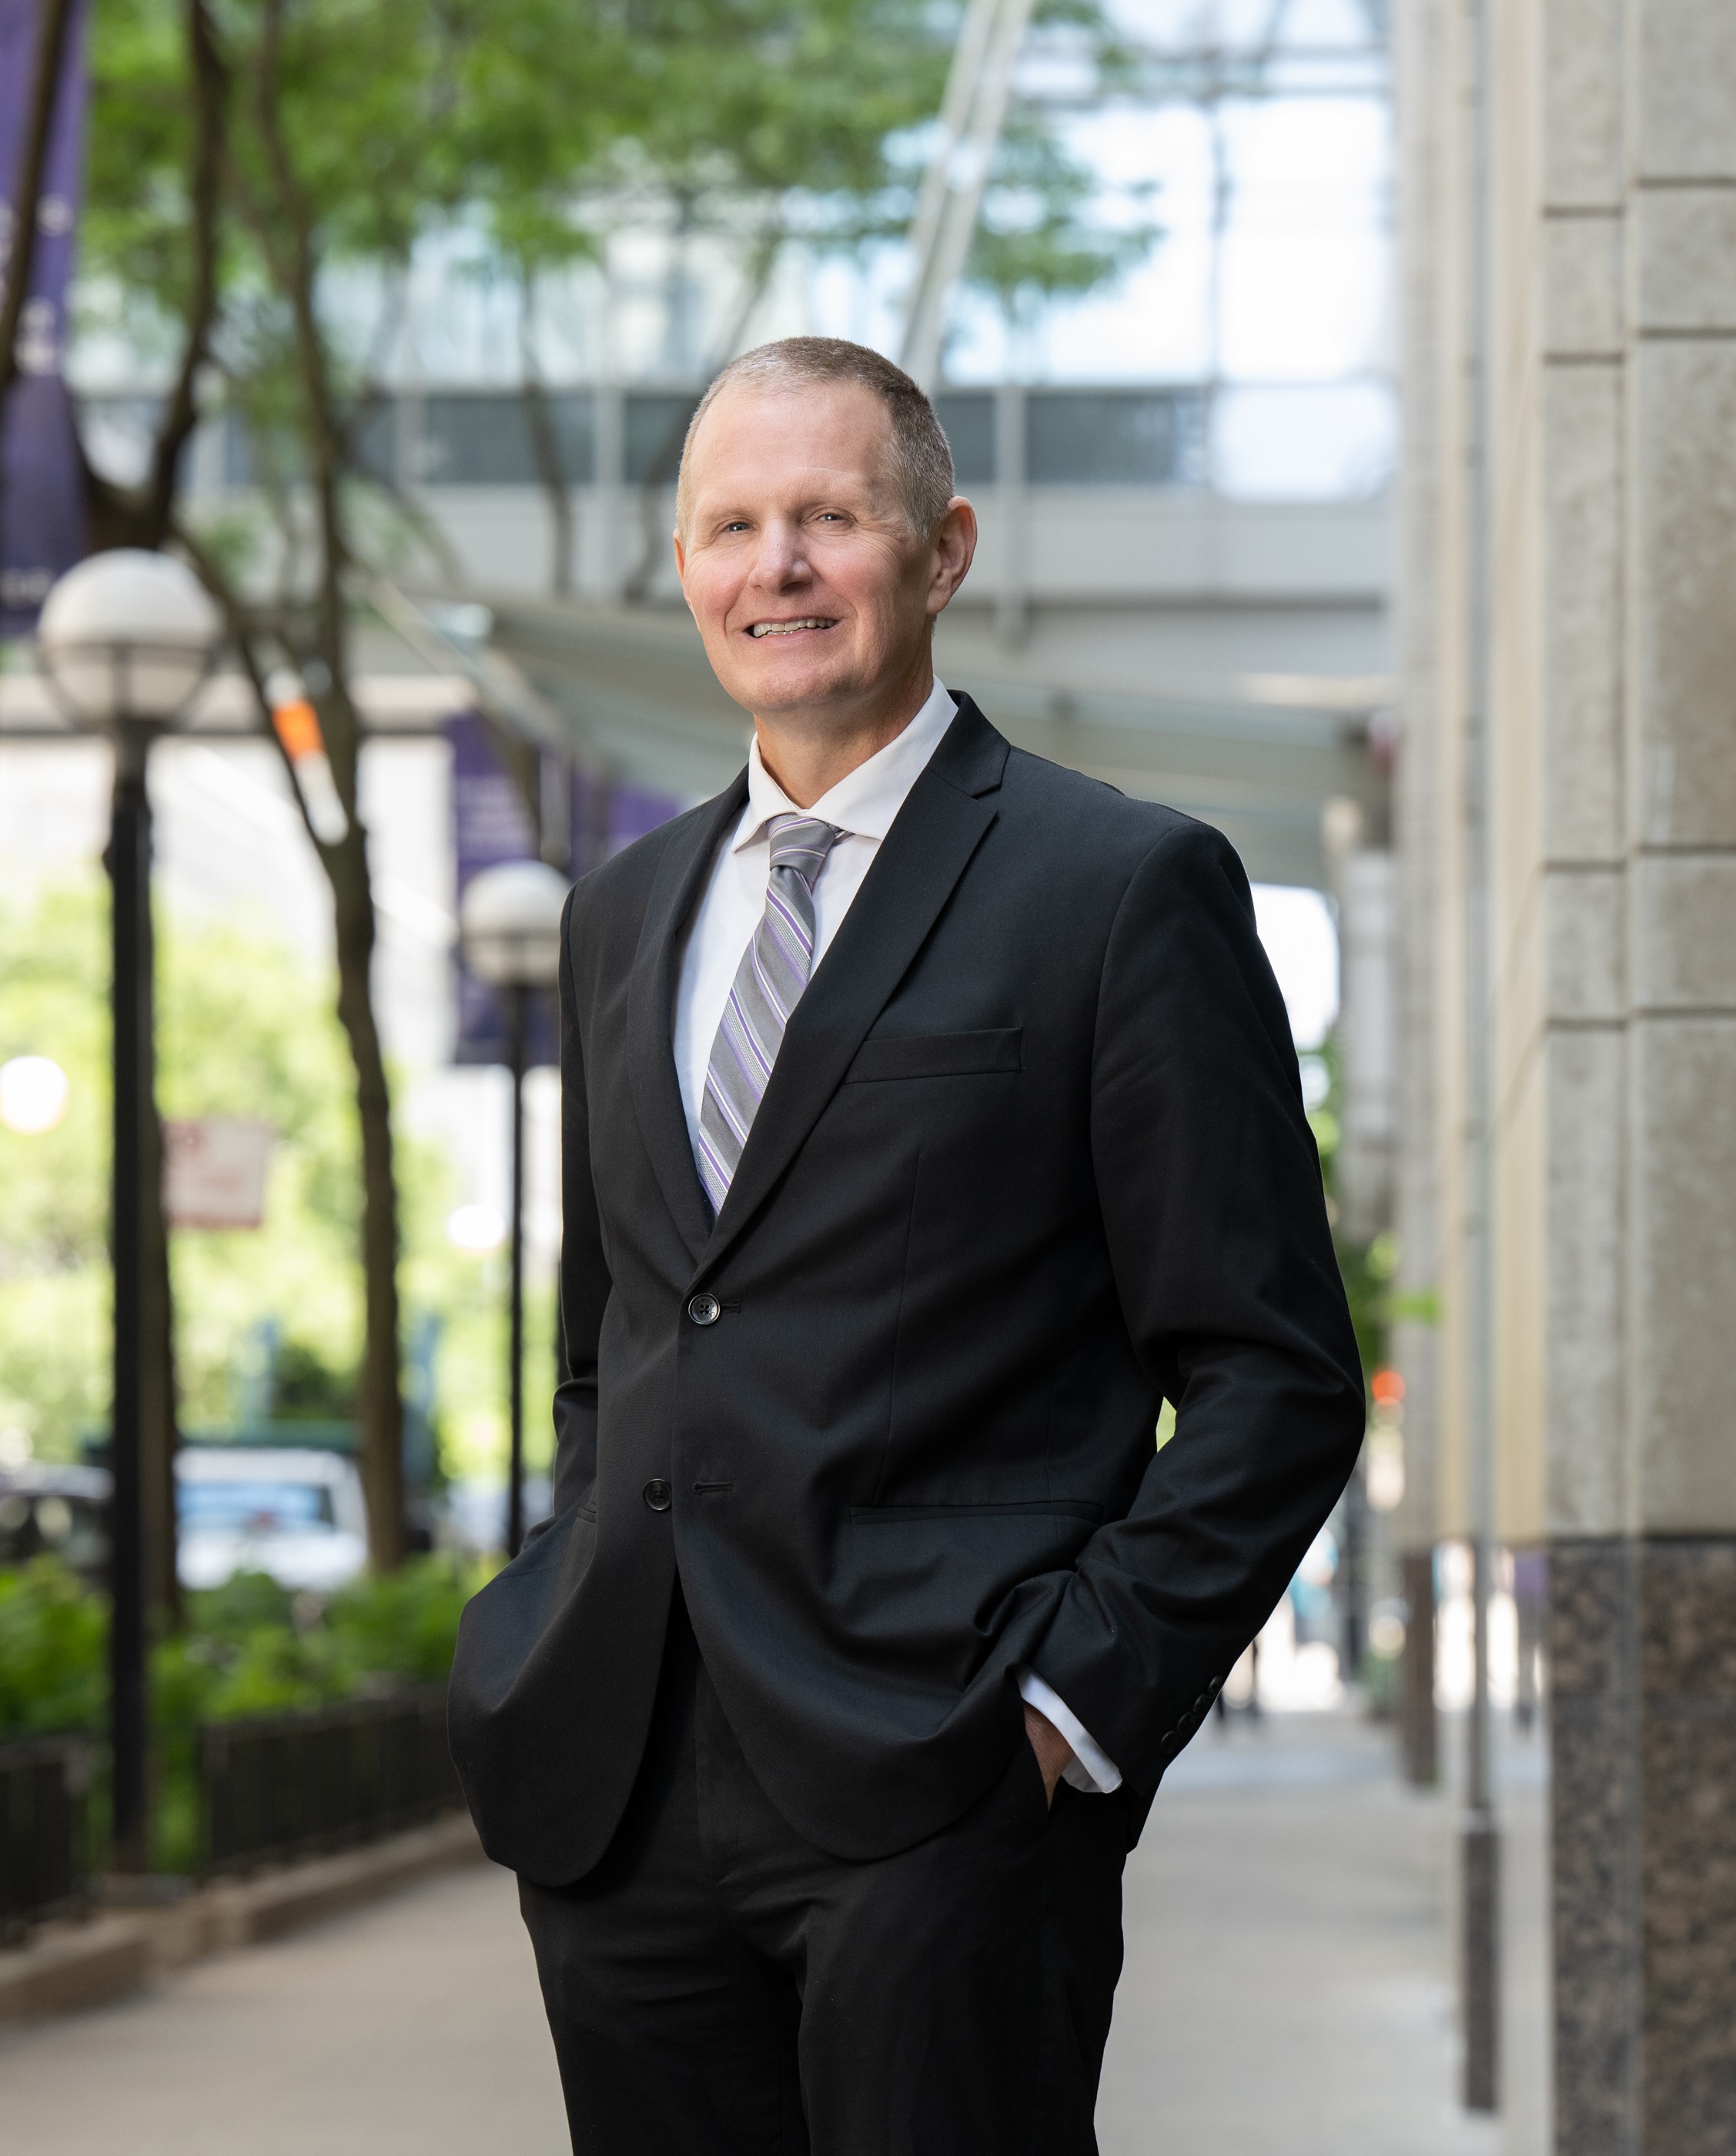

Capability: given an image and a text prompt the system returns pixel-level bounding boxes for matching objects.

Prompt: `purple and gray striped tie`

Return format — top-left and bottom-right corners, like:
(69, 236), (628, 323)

(697, 813), (844, 1214)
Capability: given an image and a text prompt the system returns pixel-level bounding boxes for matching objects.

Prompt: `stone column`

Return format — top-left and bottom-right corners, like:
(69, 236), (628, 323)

(1577, 10), (1736, 2146)
(1400, 0), (1736, 2147)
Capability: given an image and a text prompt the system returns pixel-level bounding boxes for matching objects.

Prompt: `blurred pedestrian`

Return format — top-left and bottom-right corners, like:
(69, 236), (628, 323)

(450, 336), (1363, 2154)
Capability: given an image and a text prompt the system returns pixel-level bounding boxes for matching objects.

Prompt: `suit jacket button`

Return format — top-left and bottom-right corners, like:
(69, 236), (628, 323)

(687, 1293), (721, 1326)
(643, 1479), (672, 1512)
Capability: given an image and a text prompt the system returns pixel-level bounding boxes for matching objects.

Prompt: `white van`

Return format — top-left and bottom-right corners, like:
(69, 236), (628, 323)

(176, 1446), (368, 1592)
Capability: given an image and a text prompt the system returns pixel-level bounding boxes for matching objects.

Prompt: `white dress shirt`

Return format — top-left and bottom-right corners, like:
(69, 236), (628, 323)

(671, 676), (1122, 1797)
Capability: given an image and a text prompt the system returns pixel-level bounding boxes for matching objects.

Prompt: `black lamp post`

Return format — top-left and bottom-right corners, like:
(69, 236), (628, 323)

(38, 551), (221, 1872)
(458, 860), (568, 1558)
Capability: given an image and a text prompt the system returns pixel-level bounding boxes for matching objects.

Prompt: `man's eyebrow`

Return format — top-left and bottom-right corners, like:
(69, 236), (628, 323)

(696, 484), (875, 524)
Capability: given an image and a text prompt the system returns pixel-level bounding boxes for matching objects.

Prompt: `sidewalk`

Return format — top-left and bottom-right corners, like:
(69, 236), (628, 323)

(1099, 1707), (1500, 2156)
(0, 1863), (567, 2156)
(0, 1711), (1495, 2154)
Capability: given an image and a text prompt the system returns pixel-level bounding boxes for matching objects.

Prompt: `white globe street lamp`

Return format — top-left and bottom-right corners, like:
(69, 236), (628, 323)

(37, 549), (222, 1874)
(38, 547), (223, 733)
(457, 859), (570, 991)
(458, 861), (569, 1557)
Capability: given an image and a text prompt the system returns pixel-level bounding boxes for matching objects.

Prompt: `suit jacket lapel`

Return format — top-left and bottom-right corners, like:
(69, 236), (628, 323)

(695, 695), (1010, 1283)
(626, 772), (749, 1260)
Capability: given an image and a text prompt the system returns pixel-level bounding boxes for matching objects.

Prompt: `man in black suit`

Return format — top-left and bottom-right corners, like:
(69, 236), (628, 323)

(450, 337), (1364, 2154)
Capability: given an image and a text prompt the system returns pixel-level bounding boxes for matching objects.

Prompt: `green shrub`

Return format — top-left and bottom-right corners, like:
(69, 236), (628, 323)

(204, 1624), (347, 1717)
(0, 1557), (105, 1736)
(323, 1555), (473, 1687)
(184, 1569), (298, 1639)
(0, 1552), (480, 1870)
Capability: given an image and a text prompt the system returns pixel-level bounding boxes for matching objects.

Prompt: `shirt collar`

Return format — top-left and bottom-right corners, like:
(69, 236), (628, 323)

(736, 678), (957, 851)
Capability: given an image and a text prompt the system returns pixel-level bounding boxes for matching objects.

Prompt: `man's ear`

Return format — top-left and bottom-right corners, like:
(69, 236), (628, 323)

(925, 497), (977, 617)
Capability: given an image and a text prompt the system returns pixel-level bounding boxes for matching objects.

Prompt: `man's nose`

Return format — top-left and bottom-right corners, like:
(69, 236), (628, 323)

(749, 520), (811, 588)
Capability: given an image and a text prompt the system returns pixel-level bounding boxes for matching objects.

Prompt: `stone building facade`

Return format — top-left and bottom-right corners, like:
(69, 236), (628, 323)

(1396, 0), (1736, 2148)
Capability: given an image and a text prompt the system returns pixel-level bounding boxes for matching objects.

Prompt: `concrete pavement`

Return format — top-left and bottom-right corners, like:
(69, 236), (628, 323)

(1099, 1709), (1500, 2155)
(0, 1709), (1497, 2154)
(0, 1863), (567, 2156)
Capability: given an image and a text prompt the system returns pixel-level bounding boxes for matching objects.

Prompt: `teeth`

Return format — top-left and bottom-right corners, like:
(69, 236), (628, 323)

(751, 618), (832, 637)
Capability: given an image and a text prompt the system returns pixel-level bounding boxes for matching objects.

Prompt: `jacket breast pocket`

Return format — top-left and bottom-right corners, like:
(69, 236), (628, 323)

(845, 1027), (1023, 1083)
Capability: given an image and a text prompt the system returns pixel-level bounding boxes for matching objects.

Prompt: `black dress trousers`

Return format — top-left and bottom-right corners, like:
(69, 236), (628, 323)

(518, 1595), (1146, 2156)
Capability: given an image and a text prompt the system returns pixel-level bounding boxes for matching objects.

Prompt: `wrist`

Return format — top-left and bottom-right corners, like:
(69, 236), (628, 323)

(1022, 1702), (1074, 1797)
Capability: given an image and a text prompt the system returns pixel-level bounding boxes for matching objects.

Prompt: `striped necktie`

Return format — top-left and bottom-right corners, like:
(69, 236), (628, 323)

(697, 813), (844, 1214)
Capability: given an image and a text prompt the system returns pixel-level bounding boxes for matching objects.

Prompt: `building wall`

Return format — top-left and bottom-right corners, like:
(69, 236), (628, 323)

(1402, 0), (1736, 2147)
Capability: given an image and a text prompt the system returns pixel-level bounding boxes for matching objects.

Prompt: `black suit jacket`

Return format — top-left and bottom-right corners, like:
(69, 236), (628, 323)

(449, 694), (1364, 1883)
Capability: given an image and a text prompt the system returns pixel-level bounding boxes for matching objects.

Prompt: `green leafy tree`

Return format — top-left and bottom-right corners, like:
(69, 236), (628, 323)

(0, 1559), (107, 1736)
(0, 882), (510, 1481)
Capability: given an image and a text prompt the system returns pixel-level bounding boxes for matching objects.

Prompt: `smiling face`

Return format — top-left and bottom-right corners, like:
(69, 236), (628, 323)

(674, 379), (974, 751)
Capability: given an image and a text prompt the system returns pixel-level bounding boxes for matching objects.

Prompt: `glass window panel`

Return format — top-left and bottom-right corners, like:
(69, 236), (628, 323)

(418, 392), (595, 486)
(351, 396), (396, 484)
(548, 394), (597, 483)
(935, 392), (996, 483)
(1209, 382), (1396, 497)
(421, 393), (530, 485)
(625, 392), (701, 484)
(1026, 390), (1207, 485)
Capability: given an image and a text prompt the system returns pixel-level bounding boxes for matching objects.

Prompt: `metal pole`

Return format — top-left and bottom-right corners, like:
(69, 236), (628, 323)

(1460, 0), (1500, 2110)
(106, 725), (153, 1874)
(898, 0), (1039, 390)
(506, 983), (528, 1560)
(1343, 1457), (1367, 1680)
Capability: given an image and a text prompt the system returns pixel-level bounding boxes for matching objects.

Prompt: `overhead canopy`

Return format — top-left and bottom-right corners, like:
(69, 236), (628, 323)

(486, 598), (1388, 893)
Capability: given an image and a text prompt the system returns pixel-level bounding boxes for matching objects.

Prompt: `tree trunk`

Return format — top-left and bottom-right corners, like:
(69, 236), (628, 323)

(325, 821), (403, 1571)
(176, 527), (406, 1573)
(246, 0), (404, 1565)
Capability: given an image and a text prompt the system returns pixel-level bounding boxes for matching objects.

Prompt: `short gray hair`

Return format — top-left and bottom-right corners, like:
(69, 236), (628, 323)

(676, 337), (956, 539)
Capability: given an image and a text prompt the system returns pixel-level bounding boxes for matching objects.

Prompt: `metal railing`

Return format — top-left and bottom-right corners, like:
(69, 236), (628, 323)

(0, 1735), (92, 1940)
(198, 1685), (460, 1877)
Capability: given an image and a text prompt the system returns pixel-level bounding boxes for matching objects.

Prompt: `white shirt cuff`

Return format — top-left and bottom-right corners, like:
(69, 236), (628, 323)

(1015, 1667), (1123, 1794)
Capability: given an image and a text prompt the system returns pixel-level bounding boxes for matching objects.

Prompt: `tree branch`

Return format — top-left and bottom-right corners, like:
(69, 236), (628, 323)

(170, 515), (329, 857)
(244, 0), (353, 762)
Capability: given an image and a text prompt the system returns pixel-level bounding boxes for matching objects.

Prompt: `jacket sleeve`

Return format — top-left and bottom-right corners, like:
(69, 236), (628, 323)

(541, 883), (613, 1530)
(1028, 818), (1366, 1791)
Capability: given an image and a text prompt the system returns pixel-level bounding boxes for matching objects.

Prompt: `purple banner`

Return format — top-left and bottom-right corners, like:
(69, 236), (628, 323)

(0, 0), (88, 633)
(449, 714), (682, 1066)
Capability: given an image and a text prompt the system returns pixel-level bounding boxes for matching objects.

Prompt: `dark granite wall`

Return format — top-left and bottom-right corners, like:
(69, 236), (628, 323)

(1550, 1538), (1736, 2156)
